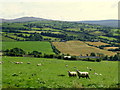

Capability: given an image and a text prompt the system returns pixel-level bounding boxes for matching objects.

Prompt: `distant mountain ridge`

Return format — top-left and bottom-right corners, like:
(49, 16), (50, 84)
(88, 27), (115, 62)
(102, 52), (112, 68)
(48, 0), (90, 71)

(0, 17), (51, 23)
(78, 20), (118, 27)
(0, 17), (118, 27)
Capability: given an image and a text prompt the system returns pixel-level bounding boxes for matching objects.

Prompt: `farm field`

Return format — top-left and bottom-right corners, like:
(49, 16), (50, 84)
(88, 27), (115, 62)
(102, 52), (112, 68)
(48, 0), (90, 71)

(2, 36), (16, 42)
(98, 36), (117, 41)
(104, 47), (119, 50)
(2, 41), (54, 54)
(85, 41), (109, 47)
(2, 56), (118, 88)
(52, 41), (116, 56)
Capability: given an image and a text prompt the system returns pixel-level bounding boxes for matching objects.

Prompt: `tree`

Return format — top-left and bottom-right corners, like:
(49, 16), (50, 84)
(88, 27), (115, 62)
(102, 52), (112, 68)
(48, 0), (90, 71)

(90, 52), (96, 56)
(4, 48), (26, 56)
(103, 55), (108, 60)
(28, 51), (42, 57)
(96, 58), (101, 62)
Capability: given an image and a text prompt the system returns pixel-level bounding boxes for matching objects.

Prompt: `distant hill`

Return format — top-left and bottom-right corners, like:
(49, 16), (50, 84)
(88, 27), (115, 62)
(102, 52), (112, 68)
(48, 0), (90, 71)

(78, 20), (118, 27)
(1, 17), (118, 28)
(0, 17), (51, 23)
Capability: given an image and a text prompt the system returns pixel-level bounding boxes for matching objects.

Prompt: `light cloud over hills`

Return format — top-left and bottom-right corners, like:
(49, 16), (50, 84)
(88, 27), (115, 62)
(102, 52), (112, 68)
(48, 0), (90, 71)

(0, 0), (119, 21)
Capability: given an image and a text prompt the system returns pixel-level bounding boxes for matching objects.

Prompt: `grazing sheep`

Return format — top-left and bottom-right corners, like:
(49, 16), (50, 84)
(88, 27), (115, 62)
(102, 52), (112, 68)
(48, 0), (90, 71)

(37, 63), (42, 66)
(15, 62), (23, 64)
(65, 64), (68, 67)
(19, 62), (23, 64)
(68, 71), (77, 77)
(94, 72), (98, 75)
(15, 62), (20, 64)
(0, 61), (2, 64)
(76, 70), (90, 79)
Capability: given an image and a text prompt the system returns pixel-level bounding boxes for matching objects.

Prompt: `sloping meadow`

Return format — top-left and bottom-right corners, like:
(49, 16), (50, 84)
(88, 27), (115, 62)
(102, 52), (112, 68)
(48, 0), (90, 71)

(2, 57), (118, 88)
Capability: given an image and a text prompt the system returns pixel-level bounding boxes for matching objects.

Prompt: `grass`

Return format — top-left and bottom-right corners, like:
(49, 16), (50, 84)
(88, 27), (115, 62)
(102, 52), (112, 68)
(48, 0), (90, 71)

(2, 36), (16, 42)
(89, 31), (105, 36)
(98, 36), (117, 41)
(52, 40), (116, 56)
(2, 56), (118, 88)
(2, 41), (54, 54)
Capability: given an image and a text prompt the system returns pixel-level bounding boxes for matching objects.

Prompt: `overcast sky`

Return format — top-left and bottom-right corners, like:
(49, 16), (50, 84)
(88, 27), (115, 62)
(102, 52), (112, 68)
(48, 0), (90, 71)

(0, 0), (119, 21)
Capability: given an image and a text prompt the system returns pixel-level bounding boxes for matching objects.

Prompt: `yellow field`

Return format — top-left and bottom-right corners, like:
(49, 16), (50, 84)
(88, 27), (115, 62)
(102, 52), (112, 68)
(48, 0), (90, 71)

(52, 41), (116, 56)
(85, 41), (109, 47)
(104, 47), (119, 50)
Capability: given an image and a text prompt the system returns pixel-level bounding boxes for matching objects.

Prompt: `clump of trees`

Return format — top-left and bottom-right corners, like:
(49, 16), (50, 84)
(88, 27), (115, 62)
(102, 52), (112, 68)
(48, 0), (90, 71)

(3, 48), (26, 56)
(28, 51), (42, 57)
(103, 53), (120, 61)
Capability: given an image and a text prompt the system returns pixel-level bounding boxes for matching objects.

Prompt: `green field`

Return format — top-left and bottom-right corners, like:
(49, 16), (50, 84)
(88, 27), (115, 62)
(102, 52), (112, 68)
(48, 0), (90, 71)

(2, 57), (118, 88)
(99, 36), (117, 41)
(2, 41), (54, 54)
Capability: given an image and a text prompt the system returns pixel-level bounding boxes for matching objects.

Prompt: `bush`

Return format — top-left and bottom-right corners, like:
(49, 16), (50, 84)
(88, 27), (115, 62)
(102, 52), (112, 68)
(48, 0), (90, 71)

(4, 48), (26, 56)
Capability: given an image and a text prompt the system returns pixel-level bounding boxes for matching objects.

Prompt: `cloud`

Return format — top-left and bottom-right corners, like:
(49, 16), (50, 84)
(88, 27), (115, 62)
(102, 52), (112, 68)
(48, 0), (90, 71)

(0, 1), (118, 21)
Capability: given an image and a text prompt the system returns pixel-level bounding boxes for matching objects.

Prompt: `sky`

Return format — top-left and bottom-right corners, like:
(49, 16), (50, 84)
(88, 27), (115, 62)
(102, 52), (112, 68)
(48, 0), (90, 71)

(0, 0), (119, 21)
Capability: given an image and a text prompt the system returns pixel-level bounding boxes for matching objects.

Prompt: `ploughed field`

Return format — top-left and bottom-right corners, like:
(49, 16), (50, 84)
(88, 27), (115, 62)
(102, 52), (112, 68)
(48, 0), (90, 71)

(52, 41), (116, 56)
(2, 57), (118, 88)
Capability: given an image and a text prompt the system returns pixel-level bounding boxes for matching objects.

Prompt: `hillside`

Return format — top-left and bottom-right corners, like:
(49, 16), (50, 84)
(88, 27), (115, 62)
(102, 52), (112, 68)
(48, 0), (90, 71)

(1, 17), (119, 43)
(1, 17), (120, 57)
(78, 20), (118, 27)
(1, 17), (51, 23)
(2, 56), (118, 88)
(52, 41), (116, 56)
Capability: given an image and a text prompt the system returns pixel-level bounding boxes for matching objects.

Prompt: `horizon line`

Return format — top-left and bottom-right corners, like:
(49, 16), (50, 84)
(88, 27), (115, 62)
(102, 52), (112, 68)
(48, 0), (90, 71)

(0, 16), (118, 22)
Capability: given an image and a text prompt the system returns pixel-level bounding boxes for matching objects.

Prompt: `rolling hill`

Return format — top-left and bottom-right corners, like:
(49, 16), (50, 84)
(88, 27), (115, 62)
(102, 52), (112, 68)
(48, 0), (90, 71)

(1, 17), (118, 28)
(78, 20), (118, 27)
(1, 17), (51, 23)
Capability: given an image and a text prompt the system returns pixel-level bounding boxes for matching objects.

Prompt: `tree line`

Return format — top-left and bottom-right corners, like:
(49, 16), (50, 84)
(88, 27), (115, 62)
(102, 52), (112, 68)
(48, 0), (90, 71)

(3, 48), (120, 61)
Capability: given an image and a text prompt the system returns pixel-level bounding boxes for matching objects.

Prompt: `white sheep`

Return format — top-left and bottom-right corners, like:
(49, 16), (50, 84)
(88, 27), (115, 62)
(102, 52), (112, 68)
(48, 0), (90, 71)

(37, 63), (42, 66)
(94, 72), (98, 75)
(65, 64), (68, 67)
(0, 61), (2, 64)
(15, 62), (23, 64)
(76, 70), (90, 79)
(15, 62), (20, 64)
(19, 62), (23, 64)
(68, 71), (77, 77)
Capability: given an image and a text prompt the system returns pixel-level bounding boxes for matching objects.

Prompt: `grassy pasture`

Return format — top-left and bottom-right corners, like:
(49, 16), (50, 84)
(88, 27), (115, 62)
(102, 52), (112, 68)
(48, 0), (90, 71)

(21, 31), (43, 33)
(98, 36), (117, 41)
(2, 41), (54, 54)
(2, 56), (118, 88)
(89, 31), (105, 36)
(2, 35), (16, 42)
(52, 41), (116, 56)
(85, 41), (109, 47)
